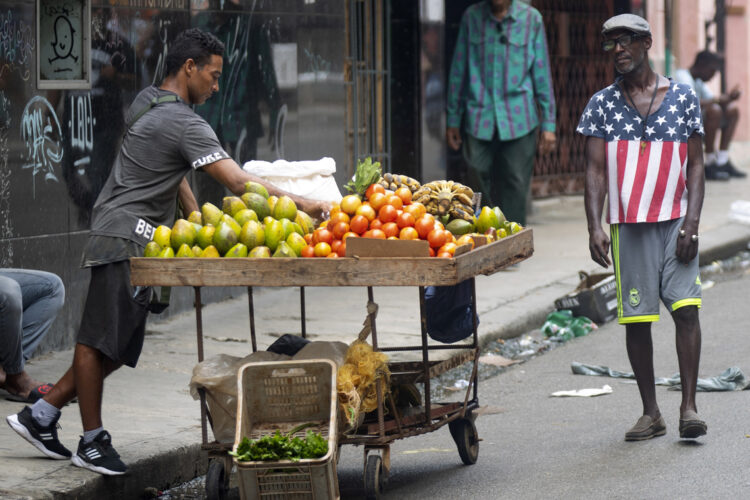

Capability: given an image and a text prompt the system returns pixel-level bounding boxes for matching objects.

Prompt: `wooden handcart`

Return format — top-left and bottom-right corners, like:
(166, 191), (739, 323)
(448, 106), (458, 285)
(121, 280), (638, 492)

(130, 229), (533, 499)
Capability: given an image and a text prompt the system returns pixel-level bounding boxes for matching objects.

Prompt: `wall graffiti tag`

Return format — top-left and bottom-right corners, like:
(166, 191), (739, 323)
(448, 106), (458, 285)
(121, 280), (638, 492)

(0, 10), (35, 81)
(0, 91), (13, 266)
(151, 18), (171, 85)
(39, 0), (84, 80)
(20, 97), (64, 197)
(68, 93), (95, 175)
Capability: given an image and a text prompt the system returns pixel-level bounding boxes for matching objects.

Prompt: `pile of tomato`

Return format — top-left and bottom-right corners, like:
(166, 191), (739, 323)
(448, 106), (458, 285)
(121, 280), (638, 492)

(300, 183), (475, 258)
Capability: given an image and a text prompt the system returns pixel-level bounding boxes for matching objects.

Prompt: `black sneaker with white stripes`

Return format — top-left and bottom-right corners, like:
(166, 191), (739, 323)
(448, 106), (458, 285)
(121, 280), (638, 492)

(71, 430), (127, 475)
(6, 406), (72, 459)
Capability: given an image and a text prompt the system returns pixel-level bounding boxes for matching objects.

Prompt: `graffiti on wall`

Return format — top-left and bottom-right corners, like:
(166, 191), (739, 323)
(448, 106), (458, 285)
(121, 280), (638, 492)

(0, 91), (13, 265)
(20, 97), (64, 197)
(151, 18), (171, 85)
(39, 0), (84, 80)
(0, 10), (35, 81)
(67, 93), (95, 175)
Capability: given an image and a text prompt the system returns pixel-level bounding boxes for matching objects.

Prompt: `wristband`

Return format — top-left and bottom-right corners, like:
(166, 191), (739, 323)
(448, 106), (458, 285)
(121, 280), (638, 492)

(679, 228), (698, 242)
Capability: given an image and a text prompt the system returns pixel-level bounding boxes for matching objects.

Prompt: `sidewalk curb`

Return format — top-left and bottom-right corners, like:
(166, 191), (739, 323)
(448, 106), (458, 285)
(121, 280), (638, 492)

(698, 223), (750, 265)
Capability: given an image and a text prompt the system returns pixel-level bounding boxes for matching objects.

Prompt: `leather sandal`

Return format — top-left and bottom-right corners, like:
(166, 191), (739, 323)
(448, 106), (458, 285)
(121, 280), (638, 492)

(679, 410), (707, 439)
(625, 415), (666, 441)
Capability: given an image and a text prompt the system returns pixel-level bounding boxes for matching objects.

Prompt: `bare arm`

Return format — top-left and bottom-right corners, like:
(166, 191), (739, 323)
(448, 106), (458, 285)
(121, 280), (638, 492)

(178, 177), (199, 215)
(675, 133), (705, 264)
(583, 136), (611, 268)
(202, 158), (330, 220)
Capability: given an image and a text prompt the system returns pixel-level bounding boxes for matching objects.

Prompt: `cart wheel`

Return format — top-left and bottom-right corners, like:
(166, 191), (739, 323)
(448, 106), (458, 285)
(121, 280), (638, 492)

(449, 417), (479, 465)
(205, 459), (229, 500)
(364, 454), (387, 499)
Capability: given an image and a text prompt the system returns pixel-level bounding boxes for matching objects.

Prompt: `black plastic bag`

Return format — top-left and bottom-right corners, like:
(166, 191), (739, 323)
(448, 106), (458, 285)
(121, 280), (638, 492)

(266, 334), (311, 356)
(424, 280), (478, 343)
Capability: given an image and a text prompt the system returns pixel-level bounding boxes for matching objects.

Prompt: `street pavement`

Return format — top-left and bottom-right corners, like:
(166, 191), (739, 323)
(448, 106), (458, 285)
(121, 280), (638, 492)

(1, 149), (750, 499)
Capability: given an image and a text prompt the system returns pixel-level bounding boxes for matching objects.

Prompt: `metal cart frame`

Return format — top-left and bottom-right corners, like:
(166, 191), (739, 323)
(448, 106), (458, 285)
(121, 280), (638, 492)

(130, 229), (533, 499)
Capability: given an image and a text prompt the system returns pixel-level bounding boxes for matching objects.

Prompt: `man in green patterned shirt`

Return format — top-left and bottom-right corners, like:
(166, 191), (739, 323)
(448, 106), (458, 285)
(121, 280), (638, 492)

(446, 0), (556, 225)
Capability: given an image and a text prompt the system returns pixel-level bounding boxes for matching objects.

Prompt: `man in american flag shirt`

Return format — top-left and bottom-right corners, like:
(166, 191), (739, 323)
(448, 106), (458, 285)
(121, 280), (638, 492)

(579, 14), (707, 442)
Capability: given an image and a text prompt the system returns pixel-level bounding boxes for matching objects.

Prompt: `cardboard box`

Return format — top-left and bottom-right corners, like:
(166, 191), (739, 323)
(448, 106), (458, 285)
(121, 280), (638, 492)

(554, 271), (618, 324)
(345, 237), (430, 257)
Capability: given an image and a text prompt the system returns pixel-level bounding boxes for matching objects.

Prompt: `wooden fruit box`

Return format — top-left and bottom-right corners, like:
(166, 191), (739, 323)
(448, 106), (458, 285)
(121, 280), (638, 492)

(130, 228), (533, 288)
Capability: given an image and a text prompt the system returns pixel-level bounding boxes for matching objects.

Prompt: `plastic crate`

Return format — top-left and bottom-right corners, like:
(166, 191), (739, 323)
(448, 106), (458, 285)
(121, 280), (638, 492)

(233, 360), (339, 500)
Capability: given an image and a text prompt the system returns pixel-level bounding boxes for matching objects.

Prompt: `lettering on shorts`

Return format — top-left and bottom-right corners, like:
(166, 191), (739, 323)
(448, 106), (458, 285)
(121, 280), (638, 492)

(191, 151), (226, 168)
(628, 288), (640, 307)
(134, 218), (156, 242)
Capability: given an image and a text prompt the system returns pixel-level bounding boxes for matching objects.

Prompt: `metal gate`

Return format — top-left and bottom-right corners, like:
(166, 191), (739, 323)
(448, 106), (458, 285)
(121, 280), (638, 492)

(531, 0), (615, 197)
(345, 0), (392, 177)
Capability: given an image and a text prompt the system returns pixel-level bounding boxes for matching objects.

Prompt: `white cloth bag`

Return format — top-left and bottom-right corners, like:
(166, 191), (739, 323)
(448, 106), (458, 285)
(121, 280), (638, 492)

(241, 157), (343, 202)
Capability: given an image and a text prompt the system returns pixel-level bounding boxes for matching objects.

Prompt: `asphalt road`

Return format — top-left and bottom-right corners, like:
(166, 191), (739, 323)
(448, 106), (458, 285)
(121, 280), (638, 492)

(336, 269), (750, 500)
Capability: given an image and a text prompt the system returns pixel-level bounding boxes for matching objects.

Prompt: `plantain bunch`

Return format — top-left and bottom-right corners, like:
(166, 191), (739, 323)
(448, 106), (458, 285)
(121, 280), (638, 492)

(412, 180), (475, 221)
(378, 172), (421, 193)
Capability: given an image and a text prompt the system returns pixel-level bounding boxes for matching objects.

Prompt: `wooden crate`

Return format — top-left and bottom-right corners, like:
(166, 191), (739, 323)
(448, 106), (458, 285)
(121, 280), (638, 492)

(130, 228), (533, 288)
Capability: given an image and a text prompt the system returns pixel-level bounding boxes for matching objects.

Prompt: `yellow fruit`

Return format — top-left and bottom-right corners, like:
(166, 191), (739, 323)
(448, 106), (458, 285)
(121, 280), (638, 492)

(201, 245), (220, 258)
(187, 210), (202, 225)
(272, 195), (297, 221)
(286, 232), (307, 256)
(196, 225), (216, 249)
(143, 241), (161, 257)
(221, 213), (242, 237)
(175, 243), (194, 257)
(158, 247), (175, 258)
(243, 181), (270, 199)
(295, 211), (314, 234)
(340, 195), (362, 215)
(264, 219), (284, 253)
(241, 192), (271, 220)
(267, 195), (279, 214)
(201, 202), (223, 227)
(239, 220), (265, 249)
(153, 225), (171, 249)
(475, 206), (499, 234)
(279, 218), (295, 241)
(508, 222), (522, 234)
(249, 246), (271, 258)
(222, 196), (247, 217)
(192, 245), (203, 257)
(234, 209), (258, 227)
(213, 221), (239, 255)
(171, 219), (197, 249)
(225, 242), (249, 257)
(273, 241), (297, 258)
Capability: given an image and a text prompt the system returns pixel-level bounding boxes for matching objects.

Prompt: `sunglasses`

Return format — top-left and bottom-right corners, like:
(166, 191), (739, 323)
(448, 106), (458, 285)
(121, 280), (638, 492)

(602, 33), (647, 52)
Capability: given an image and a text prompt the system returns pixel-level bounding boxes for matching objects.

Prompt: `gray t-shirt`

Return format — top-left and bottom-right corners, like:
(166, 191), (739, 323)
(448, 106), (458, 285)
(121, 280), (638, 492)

(83, 86), (229, 265)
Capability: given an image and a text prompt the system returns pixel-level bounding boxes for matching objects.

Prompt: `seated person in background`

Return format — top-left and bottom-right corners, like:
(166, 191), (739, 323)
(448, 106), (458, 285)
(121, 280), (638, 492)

(0, 269), (64, 403)
(674, 50), (746, 180)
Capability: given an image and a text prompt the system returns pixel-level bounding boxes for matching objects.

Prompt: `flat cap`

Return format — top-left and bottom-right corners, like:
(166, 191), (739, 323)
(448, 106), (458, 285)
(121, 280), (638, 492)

(602, 14), (651, 35)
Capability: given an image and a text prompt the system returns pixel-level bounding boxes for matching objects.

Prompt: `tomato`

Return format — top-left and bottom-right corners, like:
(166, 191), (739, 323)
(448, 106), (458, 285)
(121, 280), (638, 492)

(362, 229), (386, 239)
(329, 202), (341, 215)
(332, 221), (349, 240)
(434, 221), (445, 231)
(404, 202), (426, 219)
(301, 245), (315, 258)
(349, 215), (369, 234)
(438, 242), (457, 256)
(427, 228), (448, 248)
(396, 212), (415, 229)
(382, 222), (399, 238)
(355, 204), (377, 221)
(429, 247), (436, 257)
(313, 242), (331, 257)
(437, 251), (452, 258)
(394, 187), (412, 205)
(326, 252), (339, 258)
(387, 236), (399, 240)
(330, 211), (350, 225)
(336, 241), (347, 257)
(378, 204), (398, 223)
(365, 183), (386, 199)
(369, 218), (384, 230)
(368, 192), (387, 212)
(340, 195), (362, 215)
(313, 228), (333, 245)
(343, 231), (359, 240)
(386, 194), (403, 211)
(304, 233), (313, 244)
(415, 215), (435, 239)
(331, 239), (343, 254)
(399, 226), (419, 240)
